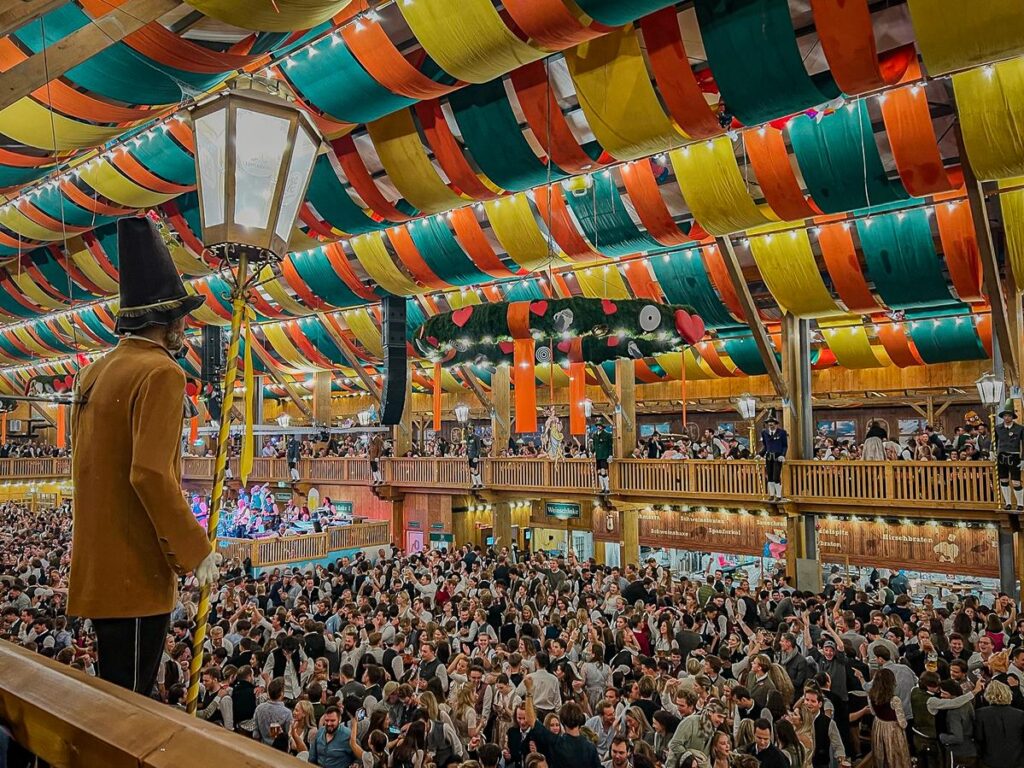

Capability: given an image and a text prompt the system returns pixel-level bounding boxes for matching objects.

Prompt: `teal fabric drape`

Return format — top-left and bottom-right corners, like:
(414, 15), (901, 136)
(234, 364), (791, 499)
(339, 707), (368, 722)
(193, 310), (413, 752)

(127, 131), (197, 185)
(79, 309), (117, 343)
(562, 173), (666, 257)
(407, 218), (493, 286)
(36, 256), (102, 302)
(307, 156), (391, 235)
(290, 250), (365, 308)
(856, 209), (954, 310)
(449, 77), (568, 191)
(574, 0), (679, 26)
(789, 103), (910, 213)
(650, 249), (740, 329)
(283, 38), (417, 124)
(906, 308), (988, 363)
(694, 0), (840, 126)
(721, 335), (769, 375)
(502, 281), (547, 302)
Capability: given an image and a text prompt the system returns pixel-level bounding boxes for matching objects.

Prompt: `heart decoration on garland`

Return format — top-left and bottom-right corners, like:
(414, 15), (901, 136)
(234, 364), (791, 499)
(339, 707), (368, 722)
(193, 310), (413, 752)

(529, 301), (549, 317)
(674, 310), (706, 345)
(452, 307), (474, 328)
(601, 299), (618, 315)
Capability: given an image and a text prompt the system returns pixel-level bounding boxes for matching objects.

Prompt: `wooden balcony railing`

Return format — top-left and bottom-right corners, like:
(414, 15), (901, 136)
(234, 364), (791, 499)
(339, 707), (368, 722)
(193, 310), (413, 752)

(787, 460), (998, 509)
(217, 521), (391, 568)
(2, 456), (1003, 513)
(0, 643), (287, 767)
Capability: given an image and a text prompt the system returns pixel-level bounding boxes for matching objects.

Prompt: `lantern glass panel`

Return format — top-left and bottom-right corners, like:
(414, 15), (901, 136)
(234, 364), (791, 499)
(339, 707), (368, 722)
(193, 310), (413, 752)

(233, 108), (290, 229)
(275, 127), (318, 244)
(195, 109), (226, 227)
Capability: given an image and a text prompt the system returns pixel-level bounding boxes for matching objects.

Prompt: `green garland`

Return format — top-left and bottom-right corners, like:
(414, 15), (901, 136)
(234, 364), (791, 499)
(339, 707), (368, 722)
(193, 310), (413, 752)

(415, 298), (706, 365)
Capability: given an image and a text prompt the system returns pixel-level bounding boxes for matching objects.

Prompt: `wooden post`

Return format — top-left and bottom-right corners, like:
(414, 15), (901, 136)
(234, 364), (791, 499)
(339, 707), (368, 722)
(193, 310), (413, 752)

(492, 501), (513, 552)
(621, 506), (640, 567)
(391, 497), (405, 551)
(313, 371), (332, 426)
(393, 359), (414, 458)
(781, 314), (813, 578)
(613, 358), (636, 459)
(492, 364), (511, 457)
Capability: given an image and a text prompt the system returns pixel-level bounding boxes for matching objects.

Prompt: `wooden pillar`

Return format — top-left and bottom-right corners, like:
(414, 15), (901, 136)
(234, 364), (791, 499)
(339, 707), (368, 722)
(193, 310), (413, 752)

(391, 497), (405, 550)
(593, 540), (606, 565)
(313, 371), (332, 426)
(621, 506), (639, 567)
(253, 375), (265, 425)
(393, 359), (414, 458)
(613, 358), (636, 459)
(492, 501), (513, 552)
(492, 364), (511, 456)
(781, 314), (813, 578)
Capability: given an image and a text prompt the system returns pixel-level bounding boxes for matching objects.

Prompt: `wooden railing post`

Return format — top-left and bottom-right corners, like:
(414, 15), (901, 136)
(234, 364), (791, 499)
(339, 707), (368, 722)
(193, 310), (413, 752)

(883, 462), (895, 500)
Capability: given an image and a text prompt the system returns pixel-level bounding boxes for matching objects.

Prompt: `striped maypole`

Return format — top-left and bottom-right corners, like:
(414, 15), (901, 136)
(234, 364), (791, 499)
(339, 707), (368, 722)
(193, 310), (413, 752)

(185, 252), (249, 714)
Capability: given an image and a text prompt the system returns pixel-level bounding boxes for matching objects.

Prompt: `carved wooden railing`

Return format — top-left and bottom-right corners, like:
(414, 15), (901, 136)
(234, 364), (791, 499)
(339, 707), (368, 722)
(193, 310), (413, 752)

(787, 460), (998, 509)
(384, 457), (471, 488)
(218, 521), (391, 568)
(486, 458), (596, 492)
(0, 457), (69, 478)
(612, 459), (767, 500)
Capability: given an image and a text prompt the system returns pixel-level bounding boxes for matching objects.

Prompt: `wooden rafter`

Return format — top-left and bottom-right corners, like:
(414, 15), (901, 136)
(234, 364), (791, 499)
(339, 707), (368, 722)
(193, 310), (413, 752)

(0, 0), (67, 37)
(0, 0), (182, 113)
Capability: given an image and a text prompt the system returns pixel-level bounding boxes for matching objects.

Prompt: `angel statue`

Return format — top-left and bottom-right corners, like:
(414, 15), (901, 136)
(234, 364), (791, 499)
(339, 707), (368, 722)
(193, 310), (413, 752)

(543, 408), (564, 461)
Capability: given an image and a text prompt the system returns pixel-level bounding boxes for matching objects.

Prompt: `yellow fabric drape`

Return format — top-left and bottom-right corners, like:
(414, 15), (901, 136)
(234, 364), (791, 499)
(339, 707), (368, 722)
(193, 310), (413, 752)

(0, 99), (126, 150)
(655, 348), (719, 380)
(258, 268), (308, 316)
(484, 194), (564, 271)
(367, 110), (468, 214)
(80, 161), (177, 208)
(535, 363), (570, 387)
(953, 57), (1024, 181)
(441, 368), (464, 393)
(186, 0), (353, 32)
(13, 326), (55, 356)
(819, 320), (890, 369)
(0, 206), (67, 241)
(10, 272), (63, 311)
(445, 289), (484, 309)
(399, 0), (545, 83)
(69, 240), (119, 293)
(189, 297), (229, 327)
(574, 264), (631, 299)
(1001, 179), (1024, 286)
(671, 138), (778, 235)
(168, 239), (212, 278)
(240, 314), (255, 484)
(263, 324), (315, 369)
(748, 229), (841, 318)
(350, 233), (423, 295)
(345, 308), (385, 358)
(907, 0), (1024, 76)
(56, 314), (103, 349)
(287, 228), (323, 254)
(564, 25), (684, 160)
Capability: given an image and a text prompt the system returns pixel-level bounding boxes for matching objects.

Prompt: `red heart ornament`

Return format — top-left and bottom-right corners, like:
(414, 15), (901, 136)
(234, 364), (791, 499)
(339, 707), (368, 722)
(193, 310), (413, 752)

(557, 340), (571, 353)
(529, 301), (549, 317)
(607, 336), (620, 347)
(675, 310), (706, 345)
(427, 336), (439, 347)
(499, 341), (514, 354)
(64, 375), (74, 389)
(452, 307), (473, 328)
(601, 299), (617, 315)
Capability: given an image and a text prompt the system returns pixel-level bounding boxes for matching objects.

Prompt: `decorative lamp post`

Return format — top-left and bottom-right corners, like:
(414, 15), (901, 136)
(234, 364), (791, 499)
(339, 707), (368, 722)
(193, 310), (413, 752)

(276, 413), (291, 429)
(976, 373), (1005, 504)
(186, 75), (322, 715)
(583, 398), (593, 453)
(736, 394), (757, 453)
(455, 404), (471, 425)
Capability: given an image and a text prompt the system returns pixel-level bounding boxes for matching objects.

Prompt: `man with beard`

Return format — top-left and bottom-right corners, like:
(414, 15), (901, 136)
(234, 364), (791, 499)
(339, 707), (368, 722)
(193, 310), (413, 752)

(69, 217), (217, 694)
(308, 705), (352, 767)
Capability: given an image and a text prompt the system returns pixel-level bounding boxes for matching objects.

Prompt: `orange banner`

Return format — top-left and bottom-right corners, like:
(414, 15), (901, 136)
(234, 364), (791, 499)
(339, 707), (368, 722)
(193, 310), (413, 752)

(569, 361), (586, 435)
(189, 394), (199, 445)
(56, 404), (66, 449)
(433, 362), (443, 432)
(514, 339), (538, 433)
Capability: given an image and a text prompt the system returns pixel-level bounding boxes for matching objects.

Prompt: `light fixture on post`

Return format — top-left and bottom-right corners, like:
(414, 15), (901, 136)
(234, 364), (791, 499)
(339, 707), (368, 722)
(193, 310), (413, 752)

(976, 372), (1006, 506)
(276, 413), (291, 429)
(455, 404), (471, 425)
(736, 394), (757, 451)
(357, 409), (373, 427)
(583, 398), (593, 452)
(186, 74), (322, 717)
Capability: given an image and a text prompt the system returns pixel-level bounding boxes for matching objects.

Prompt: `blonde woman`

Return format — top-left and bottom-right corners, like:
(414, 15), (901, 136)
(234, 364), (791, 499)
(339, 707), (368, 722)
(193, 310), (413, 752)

(451, 684), (479, 747)
(288, 700), (318, 757)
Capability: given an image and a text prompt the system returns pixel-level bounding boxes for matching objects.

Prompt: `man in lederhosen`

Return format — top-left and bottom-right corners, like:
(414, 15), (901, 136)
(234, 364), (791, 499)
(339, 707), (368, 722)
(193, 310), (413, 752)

(995, 399), (1024, 510)
(467, 428), (484, 489)
(758, 409), (788, 502)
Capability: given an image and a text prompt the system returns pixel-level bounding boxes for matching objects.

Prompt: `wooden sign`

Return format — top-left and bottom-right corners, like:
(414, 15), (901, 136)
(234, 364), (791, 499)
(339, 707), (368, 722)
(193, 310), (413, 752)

(816, 519), (998, 577)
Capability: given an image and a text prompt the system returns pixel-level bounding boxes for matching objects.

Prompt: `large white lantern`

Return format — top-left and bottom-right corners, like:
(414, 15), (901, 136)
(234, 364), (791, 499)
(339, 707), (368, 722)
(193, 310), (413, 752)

(357, 409), (373, 427)
(975, 373), (1005, 409)
(454, 404), (471, 424)
(191, 76), (322, 263)
(736, 394), (757, 421)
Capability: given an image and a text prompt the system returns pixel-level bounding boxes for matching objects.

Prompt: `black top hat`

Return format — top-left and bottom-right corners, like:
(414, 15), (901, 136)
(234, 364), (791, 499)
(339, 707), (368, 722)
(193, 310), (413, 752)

(115, 217), (204, 333)
(765, 408), (780, 425)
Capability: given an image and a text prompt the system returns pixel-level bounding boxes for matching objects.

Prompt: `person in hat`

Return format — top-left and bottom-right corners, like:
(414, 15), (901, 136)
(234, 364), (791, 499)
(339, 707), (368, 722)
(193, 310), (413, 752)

(467, 427), (484, 489)
(757, 409), (788, 502)
(70, 217), (218, 694)
(592, 421), (613, 495)
(995, 399), (1024, 510)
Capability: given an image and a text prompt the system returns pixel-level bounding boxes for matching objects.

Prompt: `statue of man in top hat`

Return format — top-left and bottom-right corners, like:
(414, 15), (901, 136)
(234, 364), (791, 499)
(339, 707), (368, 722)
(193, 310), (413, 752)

(758, 408), (788, 502)
(995, 399), (1024, 511)
(70, 217), (219, 694)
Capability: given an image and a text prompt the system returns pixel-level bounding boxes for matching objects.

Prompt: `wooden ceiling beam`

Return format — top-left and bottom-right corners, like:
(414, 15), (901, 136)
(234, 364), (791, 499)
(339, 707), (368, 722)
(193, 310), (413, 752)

(0, 0), (67, 37)
(0, 0), (181, 113)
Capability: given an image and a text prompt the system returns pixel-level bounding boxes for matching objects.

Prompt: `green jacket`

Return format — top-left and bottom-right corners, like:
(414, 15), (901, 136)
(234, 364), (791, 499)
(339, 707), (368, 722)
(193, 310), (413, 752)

(593, 429), (613, 460)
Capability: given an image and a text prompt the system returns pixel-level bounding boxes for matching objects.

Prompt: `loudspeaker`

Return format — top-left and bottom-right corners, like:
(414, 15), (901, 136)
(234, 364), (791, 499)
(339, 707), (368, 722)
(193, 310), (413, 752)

(380, 295), (408, 425)
(200, 327), (225, 384)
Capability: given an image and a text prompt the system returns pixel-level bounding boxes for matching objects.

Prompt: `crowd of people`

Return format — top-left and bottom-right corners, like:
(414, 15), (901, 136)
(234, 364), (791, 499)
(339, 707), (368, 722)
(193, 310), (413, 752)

(0, 441), (69, 459)
(6, 499), (1024, 767)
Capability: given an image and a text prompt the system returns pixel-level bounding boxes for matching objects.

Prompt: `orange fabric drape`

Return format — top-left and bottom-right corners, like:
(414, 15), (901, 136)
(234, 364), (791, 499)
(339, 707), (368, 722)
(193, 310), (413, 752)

(189, 395), (199, 445)
(698, 342), (737, 377)
(935, 202), (984, 302)
(56, 405), (66, 449)
(386, 227), (449, 289)
(876, 322), (924, 367)
(533, 185), (602, 260)
(975, 313), (994, 358)
(433, 362), (442, 431)
(619, 159), (692, 245)
(502, 0), (603, 49)
(415, 100), (499, 199)
(620, 260), (662, 300)
(331, 136), (413, 222)
(450, 208), (521, 278)
(508, 61), (606, 174)
(680, 350), (688, 426)
(324, 242), (380, 300)
(879, 66), (960, 197)
(2, 413), (7, 443)
(817, 222), (882, 312)
(639, 8), (723, 139)
(701, 245), (747, 320)
(513, 339), (537, 433)
(744, 127), (820, 220)
(809, 3), (913, 94)
(569, 361), (586, 434)
(343, 21), (463, 100)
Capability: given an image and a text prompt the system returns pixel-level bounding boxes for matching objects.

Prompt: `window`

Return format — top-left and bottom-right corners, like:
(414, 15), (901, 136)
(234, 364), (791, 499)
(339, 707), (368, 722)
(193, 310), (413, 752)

(815, 419), (857, 442)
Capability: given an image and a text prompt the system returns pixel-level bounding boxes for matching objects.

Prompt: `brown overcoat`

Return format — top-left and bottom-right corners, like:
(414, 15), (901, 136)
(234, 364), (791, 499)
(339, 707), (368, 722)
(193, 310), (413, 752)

(69, 337), (212, 619)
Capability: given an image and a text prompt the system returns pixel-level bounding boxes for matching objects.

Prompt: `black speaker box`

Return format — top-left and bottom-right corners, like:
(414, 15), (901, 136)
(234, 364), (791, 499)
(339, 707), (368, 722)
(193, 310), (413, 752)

(380, 296), (408, 425)
(200, 326), (225, 384)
